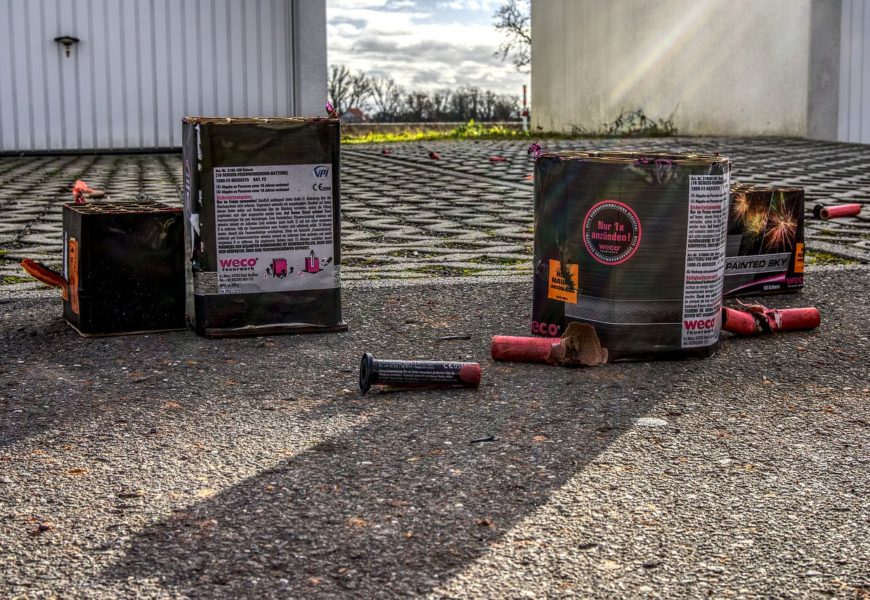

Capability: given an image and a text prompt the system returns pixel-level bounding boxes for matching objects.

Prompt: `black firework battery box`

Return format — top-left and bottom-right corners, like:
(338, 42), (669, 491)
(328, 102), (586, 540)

(724, 184), (805, 297)
(182, 117), (346, 337)
(62, 201), (186, 336)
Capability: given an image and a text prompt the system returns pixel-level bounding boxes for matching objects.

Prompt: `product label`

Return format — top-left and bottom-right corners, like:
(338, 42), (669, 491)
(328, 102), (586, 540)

(68, 237), (80, 315)
(582, 200), (641, 265)
(548, 259), (578, 303)
(681, 174), (729, 347)
(212, 164), (336, 295)
(724, 251), (792, 276)
(794, 242), (805, 273)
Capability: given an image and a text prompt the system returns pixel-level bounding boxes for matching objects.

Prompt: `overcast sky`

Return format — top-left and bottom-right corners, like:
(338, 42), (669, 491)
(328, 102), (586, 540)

(326, 0), (530, 99)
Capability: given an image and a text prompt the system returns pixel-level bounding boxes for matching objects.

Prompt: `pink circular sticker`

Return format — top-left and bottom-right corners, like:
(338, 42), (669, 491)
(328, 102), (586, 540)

(583, 200), (642, 265)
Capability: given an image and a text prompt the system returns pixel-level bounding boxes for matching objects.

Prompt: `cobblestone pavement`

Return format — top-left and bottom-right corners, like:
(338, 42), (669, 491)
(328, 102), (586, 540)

(2, 138), (869, 292)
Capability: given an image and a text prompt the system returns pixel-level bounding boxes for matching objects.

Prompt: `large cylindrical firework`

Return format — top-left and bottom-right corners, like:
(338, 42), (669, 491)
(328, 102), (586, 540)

(532, 151), (731, 360)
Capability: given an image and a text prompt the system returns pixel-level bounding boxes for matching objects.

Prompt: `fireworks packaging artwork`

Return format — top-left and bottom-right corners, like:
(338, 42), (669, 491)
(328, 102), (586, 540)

(724, 184), (805, 297)
(182, 117), (346, 337)
(532, 151), (731, 360)
(21, 197), (186, 336)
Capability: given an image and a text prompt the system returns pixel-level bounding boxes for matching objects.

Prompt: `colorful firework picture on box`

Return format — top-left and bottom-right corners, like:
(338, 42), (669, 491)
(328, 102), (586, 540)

(724, 184), (805, 297)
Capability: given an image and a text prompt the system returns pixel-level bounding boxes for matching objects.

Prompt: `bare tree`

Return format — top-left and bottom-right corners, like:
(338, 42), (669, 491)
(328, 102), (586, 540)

(450, 86), (483, 121)
(328, 65), (372, 114)
(330, 63), (521, 122)
(494, 0), (531, 72)
(404, 92), (433, 121)
(346, 71), (373, 113)
(369, 76), (404, 121)
(429, 89), (452, 121)
(328, 65), (352, 114)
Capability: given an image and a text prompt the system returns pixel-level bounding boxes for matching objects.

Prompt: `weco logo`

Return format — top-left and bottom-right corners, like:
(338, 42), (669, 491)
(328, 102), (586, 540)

(313, 166), (329, 178)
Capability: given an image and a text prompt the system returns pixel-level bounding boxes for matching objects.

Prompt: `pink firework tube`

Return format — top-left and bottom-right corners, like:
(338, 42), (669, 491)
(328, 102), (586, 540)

(721, 307), (759, 335)
(491, 336), (561, 363)
(771, 307), (821, 331)
(722, 305), (820, 335)
(813, 203), (862, 220)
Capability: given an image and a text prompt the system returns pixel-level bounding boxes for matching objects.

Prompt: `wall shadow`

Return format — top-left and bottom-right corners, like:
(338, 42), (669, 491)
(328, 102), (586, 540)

(106, 359), (660, 598)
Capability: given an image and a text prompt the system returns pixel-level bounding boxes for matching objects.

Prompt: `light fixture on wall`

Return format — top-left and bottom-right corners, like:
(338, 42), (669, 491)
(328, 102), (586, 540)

(54, 36), (80, 57)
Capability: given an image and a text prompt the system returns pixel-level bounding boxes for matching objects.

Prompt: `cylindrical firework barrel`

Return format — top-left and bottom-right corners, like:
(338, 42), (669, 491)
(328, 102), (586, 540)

(776, 307), (820, 331)
(722, 307), (759, 335)
(491, 335), (560, 363)
(532, 151), (731, 360)
(359, 353), (481, 393)
(813, 203), (862, 220)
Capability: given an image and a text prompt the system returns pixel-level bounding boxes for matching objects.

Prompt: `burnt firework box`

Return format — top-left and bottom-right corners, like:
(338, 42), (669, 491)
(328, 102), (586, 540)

(61, 201), (186, 336)
(182, 117), (346, 337)
(724, 184), (805, 297)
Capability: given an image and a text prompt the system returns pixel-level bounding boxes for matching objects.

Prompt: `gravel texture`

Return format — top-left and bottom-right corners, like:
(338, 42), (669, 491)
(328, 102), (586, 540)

(1, 265), (868, 598)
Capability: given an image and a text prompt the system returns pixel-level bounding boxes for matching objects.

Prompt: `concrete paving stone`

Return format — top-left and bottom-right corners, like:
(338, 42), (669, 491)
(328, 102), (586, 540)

(2, 138), (869, 291)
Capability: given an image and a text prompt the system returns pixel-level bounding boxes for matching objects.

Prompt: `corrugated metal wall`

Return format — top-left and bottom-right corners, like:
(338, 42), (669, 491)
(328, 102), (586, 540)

(0, 0), (301, 152)
(838, 0), (870, 143)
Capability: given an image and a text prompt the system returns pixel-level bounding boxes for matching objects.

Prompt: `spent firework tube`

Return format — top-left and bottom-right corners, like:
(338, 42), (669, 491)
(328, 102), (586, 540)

(491, 336), (561, 363)
(813, 203), (862, 220)
(722, 305), (821, 335)
(359, 353), (481, 394)
(721, 307), (761, 336)
(772, 307), (821, 331)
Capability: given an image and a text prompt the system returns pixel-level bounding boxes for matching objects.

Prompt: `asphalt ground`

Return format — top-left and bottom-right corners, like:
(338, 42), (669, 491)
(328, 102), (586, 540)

(1, 265), (868, 599)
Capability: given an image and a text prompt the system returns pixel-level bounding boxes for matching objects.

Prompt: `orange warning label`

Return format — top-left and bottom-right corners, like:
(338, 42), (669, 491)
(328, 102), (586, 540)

(68, 238), (80, 315)
(548, 259), (578, 303)
(794, 242), (805, 274)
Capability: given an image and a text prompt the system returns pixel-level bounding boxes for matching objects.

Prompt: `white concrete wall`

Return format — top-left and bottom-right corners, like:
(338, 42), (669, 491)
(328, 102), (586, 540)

(531, 0), (818, 136)
(838, 0), (870, 142)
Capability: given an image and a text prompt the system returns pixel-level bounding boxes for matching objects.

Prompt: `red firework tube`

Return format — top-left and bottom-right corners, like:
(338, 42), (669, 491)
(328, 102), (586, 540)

(20, 259), (68, 292)
(769, 307), (821, 332)
(491, 335), (561, 363)
(722, 307), (758, 335)
(813, 203), (862, 220)
(723, 304), (821, 335)
(359, 353), (480, 394)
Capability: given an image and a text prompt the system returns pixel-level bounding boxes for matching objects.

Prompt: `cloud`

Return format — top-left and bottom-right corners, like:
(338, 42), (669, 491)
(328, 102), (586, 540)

(327, 0), (529, 96)
(328, 16), (368, 29)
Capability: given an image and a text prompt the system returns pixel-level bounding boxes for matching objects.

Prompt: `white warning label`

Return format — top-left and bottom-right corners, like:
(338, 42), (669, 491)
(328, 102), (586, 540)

(681, 173), (729, 347)
(213, 164), (337, 295)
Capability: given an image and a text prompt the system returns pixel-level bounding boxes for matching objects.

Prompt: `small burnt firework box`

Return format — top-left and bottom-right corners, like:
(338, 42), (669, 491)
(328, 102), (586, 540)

(182, 117), (346, 337)
(724, 184), (805, 297)
(61, 201), (186, 336)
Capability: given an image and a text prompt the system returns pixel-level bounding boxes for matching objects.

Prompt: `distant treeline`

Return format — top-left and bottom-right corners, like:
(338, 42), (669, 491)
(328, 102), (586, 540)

(328, 65), (520, 122)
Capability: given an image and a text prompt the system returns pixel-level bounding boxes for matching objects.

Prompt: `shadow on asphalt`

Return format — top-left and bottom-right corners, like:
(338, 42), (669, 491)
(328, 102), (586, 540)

(73, 282), (668, 598)
(0, 301), (198, 449)
(105, 369), (658, 598)
(1, 283), (668, 597)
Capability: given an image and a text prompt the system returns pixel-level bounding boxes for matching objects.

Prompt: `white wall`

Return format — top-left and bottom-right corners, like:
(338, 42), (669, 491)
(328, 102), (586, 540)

(838, 0), (870, 142)
(532, 0), (821, 137)
(0, 0), (327, 152)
